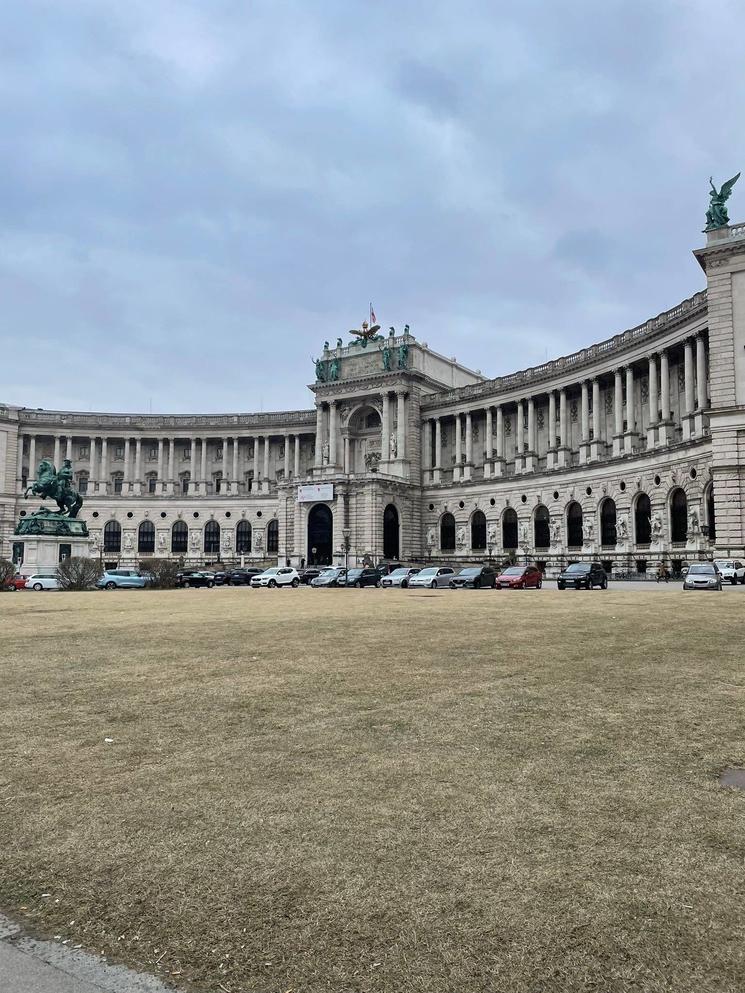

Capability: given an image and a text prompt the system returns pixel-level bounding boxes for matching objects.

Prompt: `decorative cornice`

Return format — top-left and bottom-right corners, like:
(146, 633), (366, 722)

(16, 409), (317, 431)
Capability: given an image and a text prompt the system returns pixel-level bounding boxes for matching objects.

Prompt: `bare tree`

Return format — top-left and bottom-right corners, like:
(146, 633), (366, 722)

(57, 557), (103, 591)
(140, 558), (180, 589)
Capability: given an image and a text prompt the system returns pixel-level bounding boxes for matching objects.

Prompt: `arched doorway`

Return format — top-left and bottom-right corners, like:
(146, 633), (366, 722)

(635, 493), (651, 544)
(567, 502), (583, 548)
(383, 504), (400, 559)
(534, 505), (550, 550)
(471, 510), (487, 551)
(307, 504), (333, 565)
(440, 512), (455, 551)
(502, 508), (518, 550)
(600, 498), (617, 547)
(670, 488), (688, 543)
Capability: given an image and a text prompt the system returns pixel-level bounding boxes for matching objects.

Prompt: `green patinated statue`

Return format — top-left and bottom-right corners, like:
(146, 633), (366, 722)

(315, 357), (327, 382)
(397, 339), (409, 369)
(17, 458), (88, 536)
(706, 173), (740, 230)
(382, 345), (392, 371)
(329, 356), (340, 381)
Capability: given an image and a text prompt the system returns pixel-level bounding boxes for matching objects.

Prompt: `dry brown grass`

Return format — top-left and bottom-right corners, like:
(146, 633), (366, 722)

(2, 586), (745, 993)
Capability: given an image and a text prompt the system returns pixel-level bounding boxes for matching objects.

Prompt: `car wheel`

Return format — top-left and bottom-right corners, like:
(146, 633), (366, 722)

(601, 578), (608, 590)
(401, 580), (407, 589)
(430, 580), (437, 589)
(33, 582), (43, 591)
(291, 578), (299, 588)
(268, 580), (277, 589)
(375, 580), (381, 588)
(537, 580), (542, 589)
(105, 581), (117, 590)
(183, 581), (191, 588)
(206, 581), (214, 588)
(354, 580), (362, 589)
(732, 578), (738, 585)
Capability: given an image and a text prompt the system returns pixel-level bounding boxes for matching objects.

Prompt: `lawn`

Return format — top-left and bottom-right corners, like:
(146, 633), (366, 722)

(1, 587), (744, 993)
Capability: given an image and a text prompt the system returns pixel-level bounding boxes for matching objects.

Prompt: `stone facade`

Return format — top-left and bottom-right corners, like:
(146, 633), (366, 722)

(3, 223), (745, 575)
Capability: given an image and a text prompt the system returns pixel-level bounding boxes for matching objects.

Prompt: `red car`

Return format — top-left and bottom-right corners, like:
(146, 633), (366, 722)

(1, 574), (28, 591)
(495, 565), (543, 589)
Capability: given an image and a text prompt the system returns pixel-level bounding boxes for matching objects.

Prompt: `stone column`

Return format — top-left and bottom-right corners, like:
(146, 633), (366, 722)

(219, 436), (228, 493)
(694, 335), (707, 435)
(423, 419), (432, 482)
(557, 389), (569, 467)
(396, 392), (406, 460)
(253, 436), (260, 492)
(29, 435), (36, 479)
(65, 436), (72, 460)
(167, 438), (175, 495)
(515, 401), (524, 473)
(329, 401), (338, 467)
(189, 435), (196, 493)
(262, 435), (270, 492)
(314, 406), (323, 469)
(434, 417), (442, 483)
(647, 355), (658, 448)
(683, 340), (695, 440)
(232, 437), (239, 491)
(124, 438), (131, 491)
(453, 412), (462, 481)
(199, 437), (207, 495)
(294, 435), (301, 478)
(658, 350), (671, 445)
(89, 438), (97, 492)
(524, 398), (536, 472)
(613, 369), (624, 456)
(547, 391), (557, 468)
(283, 435), (290, 480)
(157, 438), (164, 493)
(590, 378), (601, 461)
(579, 382), (590, 463)
(53, 435), (61, 468)
(100, 438), (108, 494)
(343, 435), (350, 474)
(16, 433), (25, 487)
(484, 407), (493, 477)
(134, 438), (142, 495)
(464, 411), (473, 480)
(624, 366), (637, 454)
(381, 393), (390, 461)
(494, 405), (505, 476)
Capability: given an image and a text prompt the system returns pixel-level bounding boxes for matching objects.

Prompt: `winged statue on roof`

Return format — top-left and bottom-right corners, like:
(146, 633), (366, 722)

(705, 172), (740, 230)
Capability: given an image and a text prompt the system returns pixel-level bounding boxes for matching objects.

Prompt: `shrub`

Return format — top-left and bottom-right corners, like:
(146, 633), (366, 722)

(140, 558), (180, 589)
(0, 558), (17, 589)
(57, 557), (103, 591)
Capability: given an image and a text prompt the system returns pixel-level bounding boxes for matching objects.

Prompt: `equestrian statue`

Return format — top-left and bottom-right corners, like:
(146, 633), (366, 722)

(25, 458), (84, 518)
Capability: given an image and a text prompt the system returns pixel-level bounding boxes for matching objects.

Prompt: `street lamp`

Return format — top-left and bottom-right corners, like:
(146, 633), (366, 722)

(342, 527), (351, 576)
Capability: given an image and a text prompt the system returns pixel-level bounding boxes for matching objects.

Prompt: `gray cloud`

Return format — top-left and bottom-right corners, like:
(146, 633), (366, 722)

(1, 0), (744, 412)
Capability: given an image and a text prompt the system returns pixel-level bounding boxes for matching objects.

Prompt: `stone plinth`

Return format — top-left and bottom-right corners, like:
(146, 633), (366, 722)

(16, 534), (93, 576)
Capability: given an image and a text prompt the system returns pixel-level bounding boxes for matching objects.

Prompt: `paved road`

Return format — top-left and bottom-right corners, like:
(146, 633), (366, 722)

(0, 914), (179, 993)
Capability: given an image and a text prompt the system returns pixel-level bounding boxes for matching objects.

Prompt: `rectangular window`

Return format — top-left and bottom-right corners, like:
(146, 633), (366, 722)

(79, 446), (89, 459)
(216, 448), (223, 461)
(12, 542), (24, 564)
(114, 476), (123, 494)
(78, 477), (88, 494)
(183, 447), (191, 459)
(148, 476), (157, 494)
(115, 446), (124, 458)
(59, 543), (72, 563)
(148, 447), (157, 460)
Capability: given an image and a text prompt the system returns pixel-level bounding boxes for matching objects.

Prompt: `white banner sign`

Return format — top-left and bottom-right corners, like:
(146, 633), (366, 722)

(297, 483), (334, 503)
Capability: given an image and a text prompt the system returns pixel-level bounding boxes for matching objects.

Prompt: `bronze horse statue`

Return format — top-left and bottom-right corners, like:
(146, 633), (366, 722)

(25, 458), (84, 518)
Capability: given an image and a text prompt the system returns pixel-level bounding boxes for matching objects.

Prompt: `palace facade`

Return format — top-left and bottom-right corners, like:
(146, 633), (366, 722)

(3, 221), (745, 575)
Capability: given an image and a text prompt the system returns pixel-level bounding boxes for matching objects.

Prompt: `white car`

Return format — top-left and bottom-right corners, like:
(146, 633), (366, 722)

(250, 567), (301, 589)
(24, 572), (60, 591)
(408, 566), (456, 590)
(381, 567), (421, 589)
(713, 559), (745, 585)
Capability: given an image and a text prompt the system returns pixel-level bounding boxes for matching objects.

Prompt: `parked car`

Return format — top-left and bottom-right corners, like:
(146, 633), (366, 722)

(713, 559), (745, 585)
(374, 562), (402, 580)
(176, 570), (215, 589)
(310, 568), (347, 588)
(251, 567), (301, 588)
(2, 574), (28, 591)
(211, 571), (231, 585)
(450, 566), (497, 589)
(339, 567), (381, 588)
(683, 562), (723, 591)
(228, 568), (264, 585)
(298, 568), (323, 585)
(381, 567), (420, 589)
(557, 562), (608, 590)
(23, 572), (60, 591)
(495, 565), (543, 590)
(96, 569), (150, 590)
(408, 566), (456, 590)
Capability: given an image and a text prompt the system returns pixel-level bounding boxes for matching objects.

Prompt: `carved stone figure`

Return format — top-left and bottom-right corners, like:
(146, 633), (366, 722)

(389, 432), (397, 458)
(688, 508), (699, 536)
(426, 526), (436, 549)
(583, 519), (594, 543)
(322, 442), (330, 464)
(456, 525), (467, 548)
(315, 358), (327, 382)
(190, 531), (199, 551)
(254, 531), (264, 551)
(705, 173), (740, 231)
(336, 337), (343, 348)
(487, 524), (497, 546)
(651, 512), (664, 541)
(520, 523), (529, 547)
(222, 531), (231, 551)
(158, 532), (167, 551)
(364, 450), (381, 472)
(124, 533), (133, 551)
(397, 340), (409, 369)
(550, 519), (561, 545)
(329, 357), (340, 381)
(617, 516), (629, 541)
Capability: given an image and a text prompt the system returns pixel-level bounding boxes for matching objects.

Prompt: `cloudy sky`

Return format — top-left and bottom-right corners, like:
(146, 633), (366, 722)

(2, 1), (744, 414)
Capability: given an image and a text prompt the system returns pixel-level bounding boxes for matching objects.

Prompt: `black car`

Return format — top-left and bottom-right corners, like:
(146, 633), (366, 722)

(449, 566), (497, 589)
(298, 568), (323, 585)
(557, 562), (608, 590)
(176, 570), (215, 589)
(212, 571), (230, 585)
(228, 568), (264, 586)
(339, 568), (381, 588)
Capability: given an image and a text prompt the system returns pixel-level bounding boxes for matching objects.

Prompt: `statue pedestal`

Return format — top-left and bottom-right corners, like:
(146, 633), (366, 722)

(17, 534), (93, 575)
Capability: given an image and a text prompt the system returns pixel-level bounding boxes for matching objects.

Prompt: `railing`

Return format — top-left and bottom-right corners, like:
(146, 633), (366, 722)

(18, 409), (317, 429)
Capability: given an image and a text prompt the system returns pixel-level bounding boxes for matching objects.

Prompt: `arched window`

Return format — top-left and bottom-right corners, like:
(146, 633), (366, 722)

(670, 488), (688, 543)
(600, 498), (617, 547)
(171, 520), (188, 554)
(383, 504), (400, 559)
(705, 484), (716, 542)
(534, 505), (550, 549)
(635, 493), (651, 544)
(471, 510), (487, 551)
(138, 519), (155, 554)
(267, 519), (279, 554)
(440, 512), (455, 551)
(502, 507), (518, 549)
(567, 502), (583, 548)
(204, 520), (220, 554)
(104, 520), (121, 553)
(236, 519), (252, 554)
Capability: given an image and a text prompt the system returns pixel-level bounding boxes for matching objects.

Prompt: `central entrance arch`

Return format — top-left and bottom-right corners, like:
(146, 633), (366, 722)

(307, 504), (333, 565)
(383, 504), (400, 559)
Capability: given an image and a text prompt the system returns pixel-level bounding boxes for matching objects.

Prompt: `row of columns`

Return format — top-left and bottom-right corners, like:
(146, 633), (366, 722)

(423, 336), (708, 481)
(18, 433), (309, 496)
(314, 391), (408, 473)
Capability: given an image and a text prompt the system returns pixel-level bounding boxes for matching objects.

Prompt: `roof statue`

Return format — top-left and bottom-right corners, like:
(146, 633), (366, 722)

(348, 321), (384, 348)
(705, 173), (740, 231)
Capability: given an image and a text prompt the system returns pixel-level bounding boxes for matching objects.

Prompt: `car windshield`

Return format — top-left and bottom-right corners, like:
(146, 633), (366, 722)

(689, 564), (715, 574)
(501, 567), (524, 576)
(390, 568), (408, 577)
(459, 568), (480, 576)
(714, 560), (733, 569)
(566, 564), (590, 573)
(347, 570), (363, 577)
(418, 568), (437, 576)
(263, 568), (279, 575)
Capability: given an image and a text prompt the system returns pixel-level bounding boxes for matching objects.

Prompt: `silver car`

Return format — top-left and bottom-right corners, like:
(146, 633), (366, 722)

(683, 563), (722, 591)
(713, 559), (745, 585)
(381, 567), (420, 589)
(408, 566), (456, 590)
